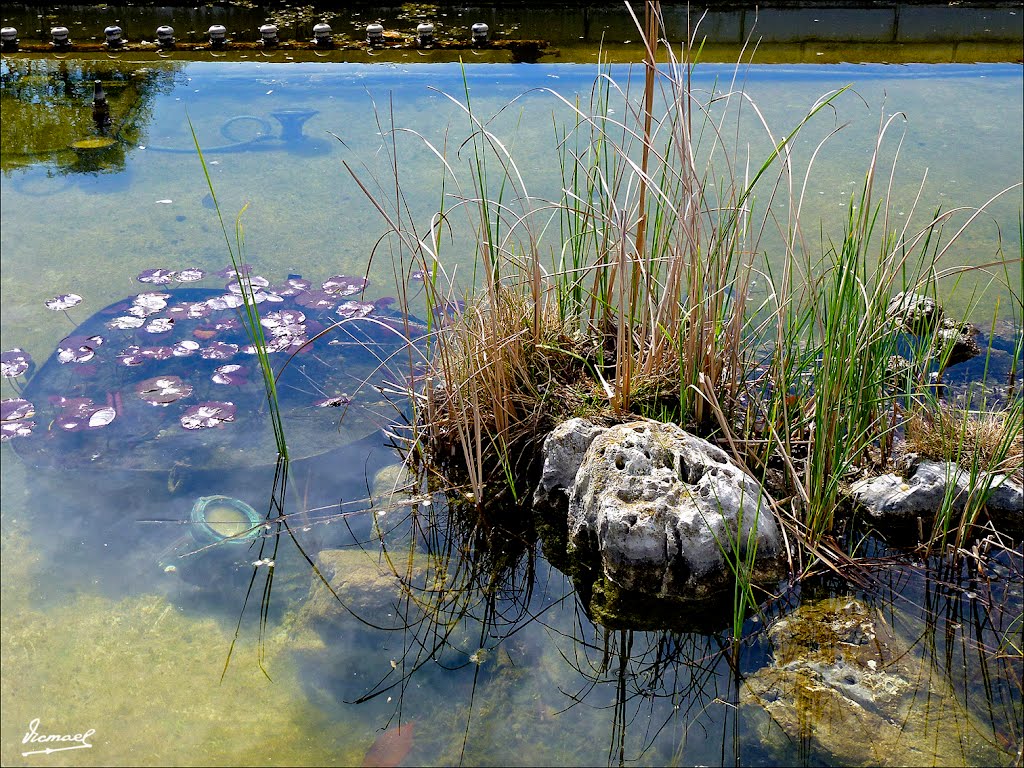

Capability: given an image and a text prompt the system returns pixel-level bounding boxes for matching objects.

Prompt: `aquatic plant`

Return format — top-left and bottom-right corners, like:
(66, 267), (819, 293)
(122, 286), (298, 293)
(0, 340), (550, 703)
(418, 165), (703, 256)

(353, 1), (1019, 537)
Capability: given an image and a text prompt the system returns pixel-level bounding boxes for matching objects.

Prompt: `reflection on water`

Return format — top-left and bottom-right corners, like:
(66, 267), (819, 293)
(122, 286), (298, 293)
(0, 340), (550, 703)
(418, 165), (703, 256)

(1, 56), (1021, 766)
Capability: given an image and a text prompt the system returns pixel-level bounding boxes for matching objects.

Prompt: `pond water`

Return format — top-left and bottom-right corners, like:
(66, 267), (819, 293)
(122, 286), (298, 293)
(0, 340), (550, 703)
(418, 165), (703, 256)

(1, 56), (1022, 766)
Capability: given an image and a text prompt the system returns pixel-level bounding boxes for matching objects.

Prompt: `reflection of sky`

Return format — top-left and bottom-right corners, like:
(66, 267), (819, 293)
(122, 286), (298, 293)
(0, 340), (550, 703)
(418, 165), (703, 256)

(2, 60), (1021, 367)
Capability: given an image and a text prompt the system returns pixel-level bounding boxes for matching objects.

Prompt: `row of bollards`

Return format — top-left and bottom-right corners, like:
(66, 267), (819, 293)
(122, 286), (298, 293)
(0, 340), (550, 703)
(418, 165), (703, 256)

(0, 21), (491, 52)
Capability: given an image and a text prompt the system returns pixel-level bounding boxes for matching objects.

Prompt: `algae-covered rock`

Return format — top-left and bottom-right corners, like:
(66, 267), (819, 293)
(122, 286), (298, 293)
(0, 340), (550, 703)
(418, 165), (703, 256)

(740, 597), (1009, 767)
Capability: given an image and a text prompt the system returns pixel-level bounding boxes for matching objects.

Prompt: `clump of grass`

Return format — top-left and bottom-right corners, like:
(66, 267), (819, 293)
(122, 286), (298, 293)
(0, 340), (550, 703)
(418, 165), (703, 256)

(350, 2), (1021, 580)
(905, 404), (1023, 478)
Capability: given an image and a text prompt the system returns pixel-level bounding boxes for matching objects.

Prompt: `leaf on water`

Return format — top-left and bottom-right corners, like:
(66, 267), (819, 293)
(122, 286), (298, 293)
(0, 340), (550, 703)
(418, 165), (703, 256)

(88, 407), (117, 428)
(322, 275), (369, 296)
(295, 289), (337, 311)
(201, 342), (239, 361)
(215, 264), (253, 279)
(137, 268), (177, 285)
(172, 340), (201, 357)
(175, 268), (206, 282)
(51, 396), (116, 431)
(144, 317), (175, 334)
(226, 275), (270, 294)
(136, 375), (193, 406)
(205, 294), (245, 311)
(57, 335), (104, 364)
(139, 346), (174, 361)
(0, 419), (35, 441)
(45, 293), (83, 311)
(130, 292), (171, 317)
(1, 398), (35, 421)
(337, 301), (375, 319)
(270, 277), (311, 296)
(212, 364), (246, 385)
(106, 315), (146, 330)
(1, 349), (33, 378)
(180, 401), (236, 430)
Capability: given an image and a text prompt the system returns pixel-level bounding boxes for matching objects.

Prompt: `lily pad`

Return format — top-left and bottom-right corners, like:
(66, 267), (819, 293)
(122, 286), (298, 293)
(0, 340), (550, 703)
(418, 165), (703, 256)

(1, 349), (33, 378)
(13, 286), (424, 472)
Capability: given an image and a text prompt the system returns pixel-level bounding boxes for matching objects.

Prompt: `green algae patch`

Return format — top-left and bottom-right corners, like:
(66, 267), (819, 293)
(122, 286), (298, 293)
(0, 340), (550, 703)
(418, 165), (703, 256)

(740, 597), (1012, 767)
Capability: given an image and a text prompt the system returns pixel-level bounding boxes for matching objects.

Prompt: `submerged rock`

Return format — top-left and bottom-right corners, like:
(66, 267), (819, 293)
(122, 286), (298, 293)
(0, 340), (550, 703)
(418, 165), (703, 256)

(566, 421), (783, 611)
(849, 459), (1023, 535)
(740, 597), (1009, 767)
(295, 548), (428, 629)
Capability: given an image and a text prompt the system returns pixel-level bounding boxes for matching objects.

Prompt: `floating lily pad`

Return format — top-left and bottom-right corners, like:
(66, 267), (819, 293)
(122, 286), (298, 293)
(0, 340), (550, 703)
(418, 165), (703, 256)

(322, 275), (368, 296)
(57, 335), (103, 364)
(13, 286), (424, 472)
(138, 268), (176, 285)
(1, 398), (35, 421)
(1, 349), (33, 378)
(181, 401), (236, 430)
(45, 293), (83, 311)
(0, 419), (35, 441)
(211, 365), (246, 386)
(136, 375), (193, 406)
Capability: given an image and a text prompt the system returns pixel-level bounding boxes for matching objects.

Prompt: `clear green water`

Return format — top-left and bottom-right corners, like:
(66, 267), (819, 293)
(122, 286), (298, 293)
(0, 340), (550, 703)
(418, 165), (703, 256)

(1, 58), (1021, 766)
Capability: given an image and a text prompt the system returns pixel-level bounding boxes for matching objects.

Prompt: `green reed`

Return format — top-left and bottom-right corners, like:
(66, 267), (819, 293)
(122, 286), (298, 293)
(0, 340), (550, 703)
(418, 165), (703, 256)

(190, 120), (288, 461)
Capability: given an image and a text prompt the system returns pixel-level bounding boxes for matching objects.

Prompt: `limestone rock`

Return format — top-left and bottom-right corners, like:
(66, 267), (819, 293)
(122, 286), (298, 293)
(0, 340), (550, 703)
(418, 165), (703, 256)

(533, 417), (608, 507)
(567, 420), (782, 602)
(296, 548), (427, 628)
(886, 291), (942, 333)
(850, 459), (1023, 532)
(934, 317), (981, 367)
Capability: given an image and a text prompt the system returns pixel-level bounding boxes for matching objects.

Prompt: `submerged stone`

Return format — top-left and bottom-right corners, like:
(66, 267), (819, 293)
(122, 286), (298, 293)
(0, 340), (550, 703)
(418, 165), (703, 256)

(740, 597), (1010, 767)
